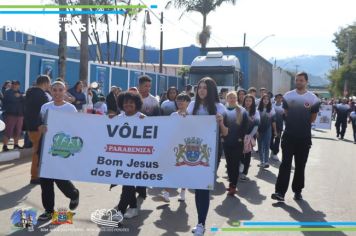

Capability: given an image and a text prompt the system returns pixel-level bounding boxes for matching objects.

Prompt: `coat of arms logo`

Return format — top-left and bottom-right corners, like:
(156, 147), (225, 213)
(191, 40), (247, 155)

(174, 137), (211, 166)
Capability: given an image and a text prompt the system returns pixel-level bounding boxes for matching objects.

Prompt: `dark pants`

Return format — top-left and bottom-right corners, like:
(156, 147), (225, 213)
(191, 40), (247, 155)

(241, 152), (252, 175)
(223, 143), (243, 186)
(195, 189), (210, 226)
(135, 186), (147, 199)
(40, 178), (78, 213)
(275, 134), (311, 196)
(352, 124), (356, 142)
(118, 185), (137, 214)
(335, 119), (347, 138)
(270, 132), (282, 155)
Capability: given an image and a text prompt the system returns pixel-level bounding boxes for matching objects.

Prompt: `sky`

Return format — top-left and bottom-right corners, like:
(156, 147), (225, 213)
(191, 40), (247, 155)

(0, 0), (355, 61)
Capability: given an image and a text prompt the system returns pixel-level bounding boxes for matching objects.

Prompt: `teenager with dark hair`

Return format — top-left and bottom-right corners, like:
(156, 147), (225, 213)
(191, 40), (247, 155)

(241, 94), (260, 181)
(187, 77), (228, 236)
(257, 94), (277, 168)
(161, 87), (178, 115)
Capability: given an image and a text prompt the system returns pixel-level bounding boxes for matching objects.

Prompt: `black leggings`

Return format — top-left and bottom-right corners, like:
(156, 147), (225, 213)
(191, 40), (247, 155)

(223, 143), (243, 186)
(241, 152), (252, 175)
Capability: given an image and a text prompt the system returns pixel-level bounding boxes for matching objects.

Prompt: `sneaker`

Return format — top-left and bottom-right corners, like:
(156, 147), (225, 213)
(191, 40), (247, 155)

(178, 190), (186, 202)
(136, 196), (144, 210)
(69, 190), (79, 210)
(294, 193), (303, 201)
(160, 190), (170, 202)
(13, 145), (23, 150)
(227, 186), (237, 196)
(271, 193), (285, 202)
(192, 223), (205, 235)
(124, 208), (138, 219)
(30, 179), (41, 185)
(111, 210), (124, 222)
(240, 174), (248, 181)
(2, 145), (9, 152)
(38, 211), (53, 221)
(263, 163), (270, 169)
(257, 163), (265, 168)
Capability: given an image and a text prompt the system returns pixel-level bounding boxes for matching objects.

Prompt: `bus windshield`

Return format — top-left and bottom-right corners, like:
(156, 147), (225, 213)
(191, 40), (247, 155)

(189, 72), (234, 87)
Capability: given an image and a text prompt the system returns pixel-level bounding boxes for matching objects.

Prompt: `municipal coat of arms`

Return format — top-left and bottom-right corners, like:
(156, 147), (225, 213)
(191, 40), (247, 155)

(174, 137), (211, 166)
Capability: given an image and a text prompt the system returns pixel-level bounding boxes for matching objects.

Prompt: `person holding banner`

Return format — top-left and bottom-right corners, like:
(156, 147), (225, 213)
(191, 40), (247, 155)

(187, 77), (228, 236)
(159, 92), (192, 202)
(113, 91), (146, 220)
(37, 81), (80, 221)
(223, 91), (248, 196)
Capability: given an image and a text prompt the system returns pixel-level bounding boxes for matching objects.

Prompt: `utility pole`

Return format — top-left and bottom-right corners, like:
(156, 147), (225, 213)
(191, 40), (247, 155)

(343, 33), (351, 97)
(159, 12), (163, 73)
(243, 33), (246, 47)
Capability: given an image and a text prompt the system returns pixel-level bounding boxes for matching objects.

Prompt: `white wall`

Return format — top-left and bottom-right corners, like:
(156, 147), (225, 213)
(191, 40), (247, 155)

(272, 67), (292, 95)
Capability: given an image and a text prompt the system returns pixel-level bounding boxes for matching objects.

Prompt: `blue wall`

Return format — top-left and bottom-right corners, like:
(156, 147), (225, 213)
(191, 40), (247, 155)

(0, 50), (26, 91)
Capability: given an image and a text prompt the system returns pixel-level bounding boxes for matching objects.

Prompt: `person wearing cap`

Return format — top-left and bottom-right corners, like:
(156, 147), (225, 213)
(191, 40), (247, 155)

(270, 93), (284, 161)
(2, 80), (25, 151)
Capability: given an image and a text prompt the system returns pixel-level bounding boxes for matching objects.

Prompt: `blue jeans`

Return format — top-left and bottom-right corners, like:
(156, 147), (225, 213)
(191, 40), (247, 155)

(258, 127), (272, 164)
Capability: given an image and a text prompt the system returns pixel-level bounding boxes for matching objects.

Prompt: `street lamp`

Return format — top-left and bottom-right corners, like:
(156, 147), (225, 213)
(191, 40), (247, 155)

(252, 34), (275, 49)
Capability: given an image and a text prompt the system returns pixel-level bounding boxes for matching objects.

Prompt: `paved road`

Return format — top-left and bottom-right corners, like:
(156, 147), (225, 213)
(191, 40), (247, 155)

(0, 124), (355, 236)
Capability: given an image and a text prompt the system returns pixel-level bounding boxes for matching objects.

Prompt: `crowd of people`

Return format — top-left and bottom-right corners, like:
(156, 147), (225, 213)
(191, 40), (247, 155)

(0, 72), (355, 236)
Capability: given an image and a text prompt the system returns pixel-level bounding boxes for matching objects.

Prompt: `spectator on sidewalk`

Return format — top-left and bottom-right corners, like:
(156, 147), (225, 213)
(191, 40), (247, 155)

(24, 75), (51, 185)
(68, 81), (86, 112)
(2, 80), (25, 152)
(106, 86), (121, 115)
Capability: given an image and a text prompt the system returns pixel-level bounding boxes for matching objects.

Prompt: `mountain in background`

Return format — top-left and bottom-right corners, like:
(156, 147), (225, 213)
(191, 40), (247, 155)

(270, 55), (337, 87)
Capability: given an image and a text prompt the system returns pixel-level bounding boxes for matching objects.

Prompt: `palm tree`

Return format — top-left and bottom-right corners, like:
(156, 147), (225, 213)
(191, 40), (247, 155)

(58, 0), (67, 79)
(79, 0), (89, 82)
(167, 0), (236, 48)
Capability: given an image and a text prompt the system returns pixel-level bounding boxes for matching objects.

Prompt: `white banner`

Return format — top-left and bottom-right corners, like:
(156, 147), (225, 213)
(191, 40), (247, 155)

(39, 110), (218, 190)
(312, 104), (333, 130)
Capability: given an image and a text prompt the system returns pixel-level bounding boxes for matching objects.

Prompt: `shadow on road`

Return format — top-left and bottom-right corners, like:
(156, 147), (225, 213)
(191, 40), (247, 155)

(214, 195), (254, 226)
(237, 180), (266, 205)
(255, 168), (277, 185)
(153, 202), (190, 236)
(272, 200), (348, 236)
(0, 156), (32, 173)
(0, 184), (35, 211)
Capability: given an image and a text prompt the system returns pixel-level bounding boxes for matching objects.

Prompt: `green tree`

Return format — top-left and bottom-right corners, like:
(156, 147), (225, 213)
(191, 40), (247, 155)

(329, 23), (356, 96)
(167, 0), (236, 48)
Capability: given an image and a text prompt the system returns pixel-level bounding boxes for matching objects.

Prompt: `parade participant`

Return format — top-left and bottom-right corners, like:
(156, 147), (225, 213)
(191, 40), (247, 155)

(136, 75), (160, 207)
(114, 91), (145, 219)
(223, 91), (248, 195)
(160, 93), (191, 202)
(187, 77), (228, 236)
(272, 72), (320, 202)
(37, 81), (80, 221)
(270, 93), (284, 161)
(237, 89), (247, 106)
(334, 98), (351, 140)
(160, 87), (178, 116)
(257, 94), (277, 168)
(349, 106), (356, 144)
(241, 95), (260, 181)
(255, 87), (267, 106)
(24, 75), (51, 184)
(247, 87), (257, 98)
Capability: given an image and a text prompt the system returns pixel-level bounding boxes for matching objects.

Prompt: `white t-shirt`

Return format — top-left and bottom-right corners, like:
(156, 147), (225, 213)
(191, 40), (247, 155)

(118, 111), (145, 118)
(161, 100), (177, 116)
(94, 102), (108, 114)
(141, 94), (160, 116)
(186, 101), (227, 116)
(40, 101), (77, 119)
